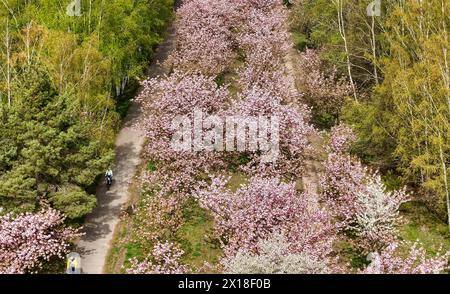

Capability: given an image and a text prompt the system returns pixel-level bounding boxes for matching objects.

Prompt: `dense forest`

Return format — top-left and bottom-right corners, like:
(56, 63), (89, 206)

(0, 0), (173, 218)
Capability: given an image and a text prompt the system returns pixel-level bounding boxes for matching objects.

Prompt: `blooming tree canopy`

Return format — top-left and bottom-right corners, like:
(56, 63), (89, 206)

(223, 233), (331, 274)
(0, 210), (80, 274)
(195, 176), (336, 259)
(363, 242), (449, 274)
(127, 241), (188, 274)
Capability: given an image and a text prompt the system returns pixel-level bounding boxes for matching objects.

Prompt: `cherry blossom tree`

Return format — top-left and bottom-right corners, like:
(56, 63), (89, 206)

(195, 176), (336, 259)
(321, 127), (409, 250)
(0, 210), (80, 274)
(320, 152), (367, 223)
(235, 4), (291, 74)
(362, 242), (449, 274)
(292, 49), (351, 122)
(352, 175), (409, 251)
(237, 66), (299, 104)
(234, 1), (294, 101)
(329, 123), (356, 154)
(223, 233), (331, 274)
(127, 241), (188, 274)
(136, 71), (230, 195)
(223, 0), (315, 177)
(229, 85), (315, 177)
(173, 0), (290, 77)
(171, 0), (239, 75)
(137, 70), (230, 131)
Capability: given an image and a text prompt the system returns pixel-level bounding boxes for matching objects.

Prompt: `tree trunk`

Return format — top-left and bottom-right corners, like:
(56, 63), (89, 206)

(371, 15), (379, 85)
(438, 140), (450, 231)
(5, 17), (11, 106)
(334, 0), (358, 101)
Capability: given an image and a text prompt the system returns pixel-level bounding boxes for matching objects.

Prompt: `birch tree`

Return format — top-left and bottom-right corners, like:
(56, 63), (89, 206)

(332, 0), (357, 101)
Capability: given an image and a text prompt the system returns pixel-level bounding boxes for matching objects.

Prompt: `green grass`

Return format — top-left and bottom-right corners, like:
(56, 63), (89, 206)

(334, 239), (369, 271)
(125, 243), (144, 261)
(146, 160), (158, 172)
(214, 72), (228, 87)
(175, 170), (249, 272)
(292, 32), (310, 51)
(104, 219), (130, 273)
(236, 47), (247, 63)
(228, 154), (252, 173)
(398, 201), (450, 256)
(176, 199), (222, 271)
(226, 171), (249, 192)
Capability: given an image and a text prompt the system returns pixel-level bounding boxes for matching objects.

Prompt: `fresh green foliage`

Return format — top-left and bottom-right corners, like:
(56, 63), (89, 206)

(291, 0), (450, 226)
(0, 1), (174, 218)
(291, 32), (309, 51)
(0, 68), (112, 215)
(399, 202), (450, 255)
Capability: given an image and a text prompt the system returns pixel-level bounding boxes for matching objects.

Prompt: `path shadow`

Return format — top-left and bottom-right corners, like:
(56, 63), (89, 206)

(122, 22), (177, 129)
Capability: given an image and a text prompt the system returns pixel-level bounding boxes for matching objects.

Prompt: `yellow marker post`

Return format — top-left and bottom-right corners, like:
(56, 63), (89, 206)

(66, 252), (81, 274)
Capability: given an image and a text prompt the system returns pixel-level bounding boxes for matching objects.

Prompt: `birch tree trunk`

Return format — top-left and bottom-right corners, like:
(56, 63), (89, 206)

(370, 15), (379, 85)
(438, 143), (450, 232)
(334, 0), (358, 101)
(5, 17), (11, 106)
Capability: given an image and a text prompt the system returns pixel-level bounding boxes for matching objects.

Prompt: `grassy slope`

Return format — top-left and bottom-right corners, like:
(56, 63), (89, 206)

(176, 200), (222, 271)
(176, 171), (248, 271)
(398, 202), (450, 256)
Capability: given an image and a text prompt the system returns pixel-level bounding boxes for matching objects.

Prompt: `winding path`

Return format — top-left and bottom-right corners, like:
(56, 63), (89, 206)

(76, 14), (178, 274)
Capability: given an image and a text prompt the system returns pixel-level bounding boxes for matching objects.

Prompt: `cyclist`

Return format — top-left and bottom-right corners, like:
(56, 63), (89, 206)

(105, 169), (113, 187)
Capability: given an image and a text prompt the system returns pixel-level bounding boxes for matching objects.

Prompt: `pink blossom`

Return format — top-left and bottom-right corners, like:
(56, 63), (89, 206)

(362, 242), (450, 274)
(320, 152), (367, 223)
(127, 241), (188, 274)
(329, 123), (356, 153)
(0, 210), (81, 274)
(171, 0), (239, 75)
(195, 176), (336, 259)
(293, 49), (351, 113)
(135, 71), (230, 195)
